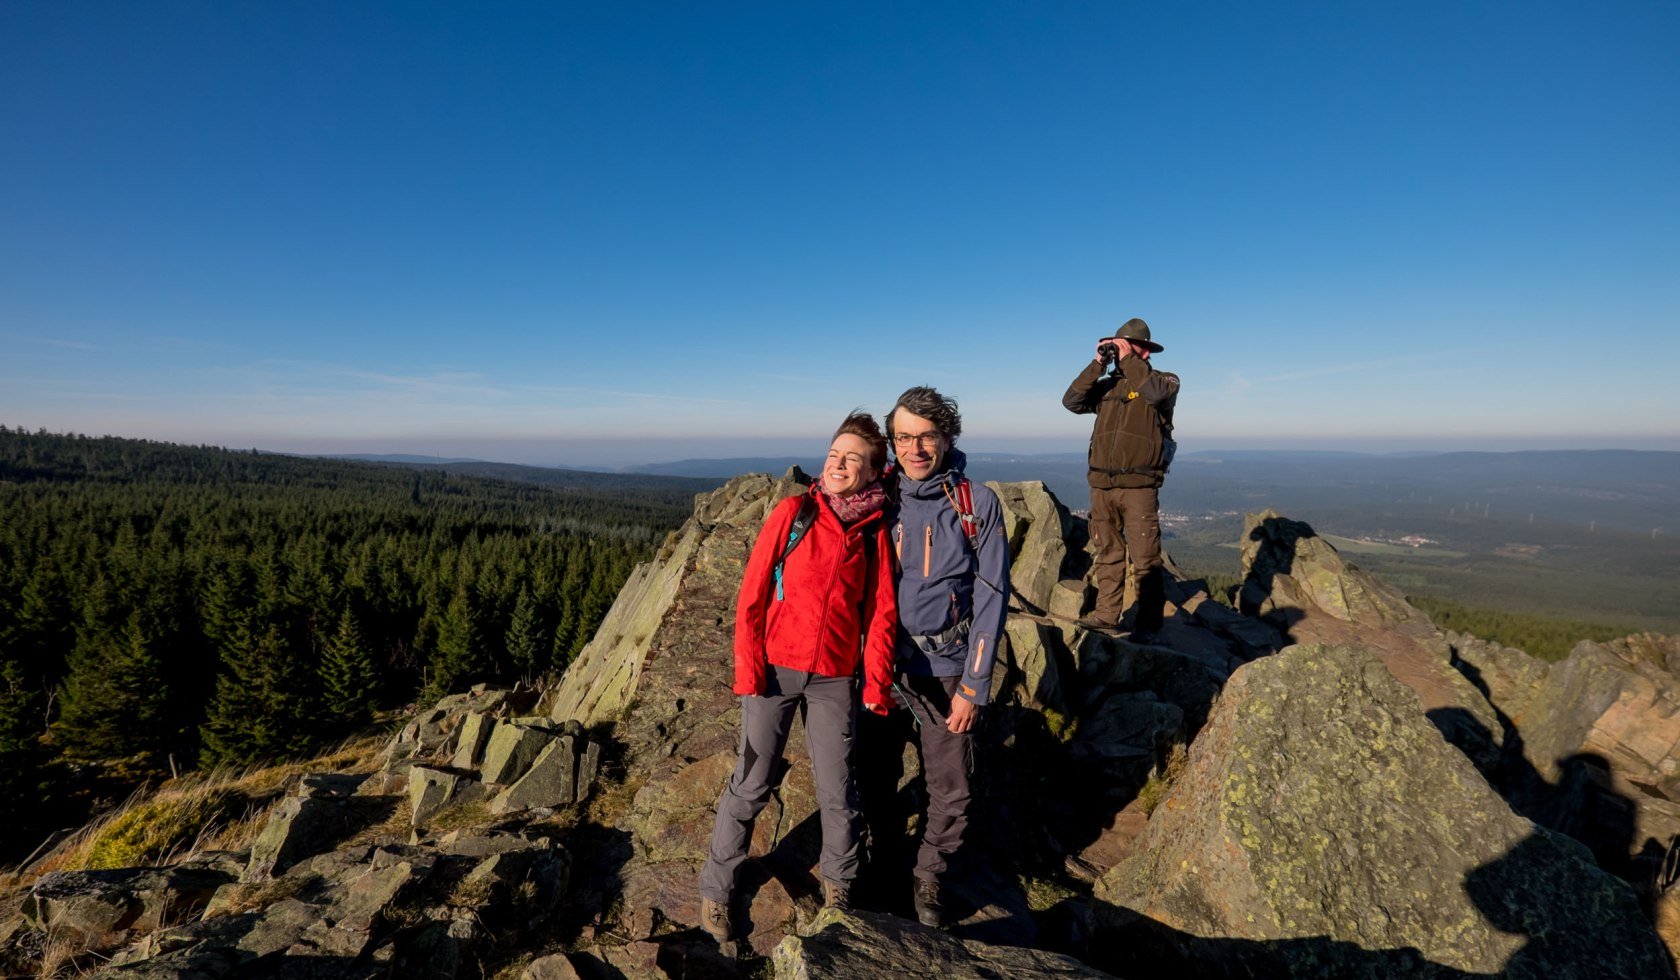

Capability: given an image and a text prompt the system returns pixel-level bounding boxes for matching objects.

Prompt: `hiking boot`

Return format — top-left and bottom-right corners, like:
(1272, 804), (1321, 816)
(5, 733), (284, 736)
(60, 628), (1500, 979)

(1075, 615), (1121, 634)
(699, 895), (732, 942)
(912, 877), (944, 927)
(821, 878), (853, 911)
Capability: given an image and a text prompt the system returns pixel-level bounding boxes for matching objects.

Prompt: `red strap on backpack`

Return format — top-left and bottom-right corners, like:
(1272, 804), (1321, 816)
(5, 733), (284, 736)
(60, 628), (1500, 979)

(952, 477), (982, 552)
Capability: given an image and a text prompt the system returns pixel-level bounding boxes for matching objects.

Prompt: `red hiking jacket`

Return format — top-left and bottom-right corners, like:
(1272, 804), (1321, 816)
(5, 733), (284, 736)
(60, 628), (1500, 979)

(733, 487), (897, 713)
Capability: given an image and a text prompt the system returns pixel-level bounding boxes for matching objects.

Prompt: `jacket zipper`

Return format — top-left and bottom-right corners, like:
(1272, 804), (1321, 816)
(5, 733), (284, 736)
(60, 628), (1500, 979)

(923, 525), (931, 576)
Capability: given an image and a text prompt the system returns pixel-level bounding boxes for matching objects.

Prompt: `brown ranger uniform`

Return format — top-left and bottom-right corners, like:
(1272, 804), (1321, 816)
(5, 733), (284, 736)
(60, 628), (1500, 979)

(1061, 319), (1180, 634)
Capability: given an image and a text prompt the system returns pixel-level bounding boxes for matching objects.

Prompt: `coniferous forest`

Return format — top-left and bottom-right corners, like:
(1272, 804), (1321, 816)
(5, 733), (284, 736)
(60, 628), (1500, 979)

(0, 427), (705, 864)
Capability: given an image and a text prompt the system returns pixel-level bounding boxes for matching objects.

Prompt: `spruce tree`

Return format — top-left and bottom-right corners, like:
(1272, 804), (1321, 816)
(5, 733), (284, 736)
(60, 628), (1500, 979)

(504, 586), (544, 680)
(423, 581), (485, 704)
(199, 623), (320, 767)
(320, 605), (377, 727)
(54, 610), (176, 768)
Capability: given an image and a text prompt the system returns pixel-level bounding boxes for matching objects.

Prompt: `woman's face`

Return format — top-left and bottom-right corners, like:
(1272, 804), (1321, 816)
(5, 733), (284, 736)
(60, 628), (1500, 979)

(822, 433), (878, 497)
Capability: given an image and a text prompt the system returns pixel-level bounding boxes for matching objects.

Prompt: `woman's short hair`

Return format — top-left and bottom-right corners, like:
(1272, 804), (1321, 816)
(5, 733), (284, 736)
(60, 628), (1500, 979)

(832, 411), (889, 471)
(884, 386), (962, 446)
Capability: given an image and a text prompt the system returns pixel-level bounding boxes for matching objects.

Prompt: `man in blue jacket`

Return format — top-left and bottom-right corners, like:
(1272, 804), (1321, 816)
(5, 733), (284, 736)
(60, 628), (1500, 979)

(858, 385), (1011, 927)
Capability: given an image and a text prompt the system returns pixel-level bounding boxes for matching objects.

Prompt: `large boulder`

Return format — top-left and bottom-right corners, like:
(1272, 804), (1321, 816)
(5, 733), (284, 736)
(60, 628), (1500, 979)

(1092, 644), (1671, 978)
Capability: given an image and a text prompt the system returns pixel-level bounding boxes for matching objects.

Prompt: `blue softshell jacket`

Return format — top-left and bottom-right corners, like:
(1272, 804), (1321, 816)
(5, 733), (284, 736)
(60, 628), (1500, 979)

(890, 449), (1012, 706)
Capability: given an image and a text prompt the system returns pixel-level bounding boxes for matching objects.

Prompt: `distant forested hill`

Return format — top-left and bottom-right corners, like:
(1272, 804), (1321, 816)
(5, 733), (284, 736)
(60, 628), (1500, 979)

(0, 427), (698, 864)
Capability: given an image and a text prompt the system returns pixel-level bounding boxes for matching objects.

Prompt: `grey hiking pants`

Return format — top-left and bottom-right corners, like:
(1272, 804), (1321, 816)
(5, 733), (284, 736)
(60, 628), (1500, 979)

(699, 664), (861, 901)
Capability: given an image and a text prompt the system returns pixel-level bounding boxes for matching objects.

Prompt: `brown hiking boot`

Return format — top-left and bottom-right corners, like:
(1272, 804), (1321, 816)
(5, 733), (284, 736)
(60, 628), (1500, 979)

(821, 878), (852, 911)
(1075, 614), (1120, 634)
(912, 877), (943, 927)
(699, 895), (732, 942)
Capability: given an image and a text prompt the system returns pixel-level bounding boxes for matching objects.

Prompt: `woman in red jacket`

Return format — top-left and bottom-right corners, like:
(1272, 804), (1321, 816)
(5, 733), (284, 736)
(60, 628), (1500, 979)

(698, 412), (898, 942)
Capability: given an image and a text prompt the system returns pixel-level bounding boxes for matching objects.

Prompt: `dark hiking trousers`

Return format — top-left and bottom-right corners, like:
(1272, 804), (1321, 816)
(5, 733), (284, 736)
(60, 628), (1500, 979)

(699, 664), (861, 901)
(857, 674), (974, 883)
(1089, 485), (1164, 632)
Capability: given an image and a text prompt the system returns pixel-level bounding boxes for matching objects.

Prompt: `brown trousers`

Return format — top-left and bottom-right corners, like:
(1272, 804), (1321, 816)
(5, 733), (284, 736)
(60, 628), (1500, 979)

(1089, 486), (1164, 632)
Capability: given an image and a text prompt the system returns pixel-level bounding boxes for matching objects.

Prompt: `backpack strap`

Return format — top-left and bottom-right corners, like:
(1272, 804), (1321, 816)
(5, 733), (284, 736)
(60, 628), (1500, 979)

(942, 476), (983, 553)
(774, 495), (819, 601)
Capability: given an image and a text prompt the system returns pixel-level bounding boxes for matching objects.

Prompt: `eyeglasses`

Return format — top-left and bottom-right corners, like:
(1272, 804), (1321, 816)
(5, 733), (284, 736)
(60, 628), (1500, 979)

(892, 432), (942, 449)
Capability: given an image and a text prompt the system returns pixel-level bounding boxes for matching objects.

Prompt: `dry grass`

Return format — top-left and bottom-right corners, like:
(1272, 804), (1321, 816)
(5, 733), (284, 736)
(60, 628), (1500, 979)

(426, 800), (494, 835)
(13, 732), (389, 886)
(1134, 742), (1189, 817)
(204, 872), (313, 919)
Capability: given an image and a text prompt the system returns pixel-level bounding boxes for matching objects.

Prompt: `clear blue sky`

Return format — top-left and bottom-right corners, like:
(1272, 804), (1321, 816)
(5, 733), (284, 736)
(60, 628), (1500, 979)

(3, 2), (1677, 467)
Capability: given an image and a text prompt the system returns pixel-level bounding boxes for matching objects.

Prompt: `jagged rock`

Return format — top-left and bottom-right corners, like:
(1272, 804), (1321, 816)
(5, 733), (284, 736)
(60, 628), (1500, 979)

(1238, 510), (1506, 774)
(578, 739), (602, 802)
(1073, 631), (1227, 734)
(435, 830), (545, 858)
(1240, 511), (1424, 628)
(1092, 644), (1671, 978)
(1069, 692), (1182, 770)
(234, 897), (320, 957)
(23, 867), (233, 944)
(993, 480), (1080, 616)
(408, 766), (487, 827)
(480, 722), (557, 786)
(773, 909), (1116, 978)
(1070, 800), (1150, 880)
(94, 913), (255, 976)
(1170, 582), (1282, 656)
(522, 952), (588, 980)
(296, 772), (370, 799)
(451, 711), (496, 770)
(1466, 631), (1680, 877)
(489, 735), (583, 814)
(244, 796), (359, 882)
(1446, 629), (1549, 723)
(1001, 617), (1072, 724)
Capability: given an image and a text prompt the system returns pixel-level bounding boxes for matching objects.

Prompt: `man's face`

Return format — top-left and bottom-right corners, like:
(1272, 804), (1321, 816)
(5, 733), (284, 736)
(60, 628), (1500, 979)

(890, 407), (947, 481)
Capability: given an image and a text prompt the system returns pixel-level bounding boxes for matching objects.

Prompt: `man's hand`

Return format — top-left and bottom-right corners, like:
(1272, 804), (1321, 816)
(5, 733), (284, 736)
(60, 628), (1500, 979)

(947, 695), (979, 734)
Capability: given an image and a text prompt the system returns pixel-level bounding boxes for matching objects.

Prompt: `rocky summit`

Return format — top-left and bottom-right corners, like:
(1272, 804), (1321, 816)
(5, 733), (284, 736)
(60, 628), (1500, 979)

(2, 475), (1676, 978)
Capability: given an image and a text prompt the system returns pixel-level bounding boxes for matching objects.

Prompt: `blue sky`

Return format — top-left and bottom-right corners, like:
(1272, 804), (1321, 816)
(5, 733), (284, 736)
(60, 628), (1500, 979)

(3, 2), (1677, 467)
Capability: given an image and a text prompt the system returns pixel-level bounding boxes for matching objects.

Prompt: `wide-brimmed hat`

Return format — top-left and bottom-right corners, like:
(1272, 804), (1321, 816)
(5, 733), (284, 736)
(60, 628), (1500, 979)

(1114, 317), (1163, 353)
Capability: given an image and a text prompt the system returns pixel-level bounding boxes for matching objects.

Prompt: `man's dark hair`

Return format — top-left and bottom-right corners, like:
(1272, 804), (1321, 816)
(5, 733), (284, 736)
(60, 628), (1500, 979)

(885, 386), (962, 446)
(832, 411), (889, 471)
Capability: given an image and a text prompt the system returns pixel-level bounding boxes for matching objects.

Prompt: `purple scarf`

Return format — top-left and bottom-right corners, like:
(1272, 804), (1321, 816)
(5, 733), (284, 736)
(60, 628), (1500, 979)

(822, 480), (886, 525)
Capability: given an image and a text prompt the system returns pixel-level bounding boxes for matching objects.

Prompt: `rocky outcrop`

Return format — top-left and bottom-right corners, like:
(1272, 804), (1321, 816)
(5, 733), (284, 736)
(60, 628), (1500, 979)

(774, 909), (1117, 978)
(1093, 644), (1671, 978)
(1454, 630), (1680, 882)
(1239, 510), (1506, 774)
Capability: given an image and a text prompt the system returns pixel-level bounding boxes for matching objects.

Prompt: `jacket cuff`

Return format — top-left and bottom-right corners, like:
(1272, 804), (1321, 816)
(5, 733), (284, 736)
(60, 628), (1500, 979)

(733, 660), (766, 697)
(862, 682), (895, 714)
(955, 678), (990, 708)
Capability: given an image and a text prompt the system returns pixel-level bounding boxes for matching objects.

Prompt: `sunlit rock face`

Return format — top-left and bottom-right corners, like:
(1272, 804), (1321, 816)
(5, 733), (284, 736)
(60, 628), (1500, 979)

(1092, 643), (1670, 979)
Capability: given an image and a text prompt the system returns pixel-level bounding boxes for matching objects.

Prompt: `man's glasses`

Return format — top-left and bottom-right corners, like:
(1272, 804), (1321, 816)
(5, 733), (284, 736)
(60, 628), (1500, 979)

(892, 432), (942, 449)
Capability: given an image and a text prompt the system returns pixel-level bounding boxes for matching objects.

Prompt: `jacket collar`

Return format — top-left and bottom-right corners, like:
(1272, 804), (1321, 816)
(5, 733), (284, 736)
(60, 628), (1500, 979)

(894, 448), (968, 500)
